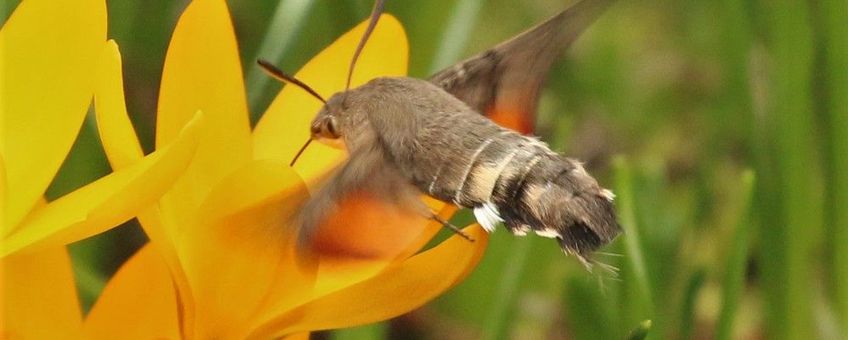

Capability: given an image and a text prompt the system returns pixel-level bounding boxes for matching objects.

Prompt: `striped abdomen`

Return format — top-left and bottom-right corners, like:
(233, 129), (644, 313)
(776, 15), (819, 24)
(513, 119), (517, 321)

(413, 120), (620, 262)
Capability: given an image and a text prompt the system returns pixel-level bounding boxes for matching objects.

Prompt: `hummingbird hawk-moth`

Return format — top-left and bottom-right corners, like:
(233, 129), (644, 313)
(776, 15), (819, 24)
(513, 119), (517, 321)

(259, 0), (620, 267)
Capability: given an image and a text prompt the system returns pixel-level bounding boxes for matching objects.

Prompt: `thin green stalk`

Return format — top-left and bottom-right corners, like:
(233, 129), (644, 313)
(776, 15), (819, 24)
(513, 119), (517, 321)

(331, 322), (388, 340)
(757, 1), (822, 339)
(716, 171), (756, 340)
(820, 0), (848, 333)
(680, 269), (706, 340)
(564, 277), (619, 340)
(426, 0), (485, 74)
(715, 0), (754, 147)
(245, 0), (315, 115)
(480, 236), (533, 340)
(612, 157), (655, 326)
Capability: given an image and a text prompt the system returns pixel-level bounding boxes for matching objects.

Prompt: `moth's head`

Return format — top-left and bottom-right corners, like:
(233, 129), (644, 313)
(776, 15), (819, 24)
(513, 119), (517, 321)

(256, 0), (385, 165)
(311, 108), (340, 140)
(310, 88), (379, 150)
(309, 0), (385, 143)
(310, 93), (349, 142)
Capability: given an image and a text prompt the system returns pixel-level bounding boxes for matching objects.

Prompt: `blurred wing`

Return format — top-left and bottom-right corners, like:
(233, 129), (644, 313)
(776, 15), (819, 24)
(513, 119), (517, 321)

(428, 0), (615, 133)
(298, 145), (429, 258)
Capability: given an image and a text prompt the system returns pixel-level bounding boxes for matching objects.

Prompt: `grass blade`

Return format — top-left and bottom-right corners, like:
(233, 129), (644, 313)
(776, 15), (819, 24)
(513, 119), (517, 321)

(612, 157), (655, 328)
(331, 323), (388, 340)
(716, 170), (755, 340)
(680, 269), (706, 340)
(820, 0), (848, 333)
(245, 0), (315, 115)
(426, 0), (484, 74)
(755, 1), (822, 339)
(564, 277), (619, 340)
(480, 236), (533, 340)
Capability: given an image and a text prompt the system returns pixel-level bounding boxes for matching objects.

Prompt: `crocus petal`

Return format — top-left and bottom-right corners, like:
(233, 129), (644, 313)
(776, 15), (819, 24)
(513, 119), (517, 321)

(94, 40), (144, 168)
(0, 113), (203, 258)
(177, 160), (311, 339)
(0, 248), (81, 339)
(282, 333), (310, 340)
(136, 209), (197, 338)
(0, 0), (106, 233)
(247, 225), (489, 339)
(253, 15), (408, 187)
(157, 0), (251, 230)
(82, 245), (180, 340)
(94, 40), (196, 338)
(1, 157), (6, 228)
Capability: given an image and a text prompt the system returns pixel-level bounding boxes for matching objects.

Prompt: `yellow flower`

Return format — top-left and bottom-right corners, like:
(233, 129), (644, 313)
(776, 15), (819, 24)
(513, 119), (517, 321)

(0, 0), (204, 256)
(1, 0), (203, 336)
(4, 0), (487, 339)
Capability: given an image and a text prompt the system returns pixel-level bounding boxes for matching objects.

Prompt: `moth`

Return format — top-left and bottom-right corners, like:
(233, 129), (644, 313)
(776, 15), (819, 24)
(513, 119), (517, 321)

(259, 0), (620, 267)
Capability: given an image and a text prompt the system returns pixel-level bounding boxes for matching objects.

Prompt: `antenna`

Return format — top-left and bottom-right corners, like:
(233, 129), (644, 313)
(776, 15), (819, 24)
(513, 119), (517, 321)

(289, 138), (313, 167)
(257, 59), (327, 104)
(256, 59), (321, 167)
(345, 0), (385, 91)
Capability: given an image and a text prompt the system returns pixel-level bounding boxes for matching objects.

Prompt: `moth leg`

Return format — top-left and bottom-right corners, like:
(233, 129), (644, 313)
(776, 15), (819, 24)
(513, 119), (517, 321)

(403, 197), (475, 242)
(430, 212), (475, 242)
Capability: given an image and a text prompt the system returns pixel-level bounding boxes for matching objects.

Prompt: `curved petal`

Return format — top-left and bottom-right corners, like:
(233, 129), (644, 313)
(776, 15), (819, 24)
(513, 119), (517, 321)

(157, 0), (251, 229)
(177, 160), (312, 339)
(247, 225), (489, 339)
(0, 113), (204, 258)
(1, 156), (6, 229)
(82, 245), (180, 340)
(1, 247), (81, 338)
(94, 40), (144, 168)
(253, 14), (408, 187)
(282, 332), (310, 340)
(135, 208), (195, 338)
(0, 0), (107, 233)
(94, 40), (196, 338)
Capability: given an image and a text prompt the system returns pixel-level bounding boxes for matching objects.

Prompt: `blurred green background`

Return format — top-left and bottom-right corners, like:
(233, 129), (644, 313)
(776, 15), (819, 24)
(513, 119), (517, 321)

(3, 0), (846, 339)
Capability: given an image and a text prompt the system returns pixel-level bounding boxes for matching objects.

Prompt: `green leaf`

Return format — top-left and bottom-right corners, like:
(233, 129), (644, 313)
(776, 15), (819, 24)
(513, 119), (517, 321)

(680, 269), (706, 340)
(426, 0), (484, 74)
(820, 0), (848, 333)
(613, 156), (655, 324)
(755, 1), (823, 339)
(480, 236), (533, 340)
(245, 0), (315, 116)
(331, 322), (388, 340)
(716, 171), (755, 340)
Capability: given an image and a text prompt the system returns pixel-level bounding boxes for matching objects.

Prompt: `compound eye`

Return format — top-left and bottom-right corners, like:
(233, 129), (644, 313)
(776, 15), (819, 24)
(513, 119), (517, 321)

(324, 116), (340, 139)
